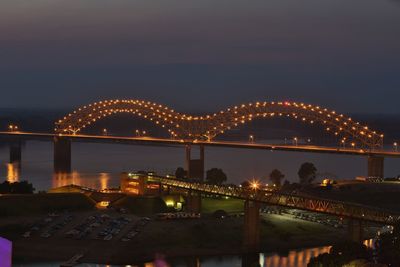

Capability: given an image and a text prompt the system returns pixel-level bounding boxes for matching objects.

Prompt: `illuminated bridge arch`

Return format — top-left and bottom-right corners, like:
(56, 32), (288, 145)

(55, 99), (384, 149)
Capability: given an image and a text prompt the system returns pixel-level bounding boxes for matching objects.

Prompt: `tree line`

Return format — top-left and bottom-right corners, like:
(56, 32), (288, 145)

(174, 162), (318, 186)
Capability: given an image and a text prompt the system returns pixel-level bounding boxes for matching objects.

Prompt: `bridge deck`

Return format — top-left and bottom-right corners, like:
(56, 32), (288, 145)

(1, 131), (400, 157)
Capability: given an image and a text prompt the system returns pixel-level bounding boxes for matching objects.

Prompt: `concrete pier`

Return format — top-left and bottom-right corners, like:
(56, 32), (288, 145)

(54, 136), (71, 173)
(185, 145), (205, 181)
(243, 200), (260, 252)
(348, 219), (363, 243)
(242, 253), (260, 267)
(186, 191), (202, 213)
(9, 140), (22, 165)
(368, 156), (384, 178)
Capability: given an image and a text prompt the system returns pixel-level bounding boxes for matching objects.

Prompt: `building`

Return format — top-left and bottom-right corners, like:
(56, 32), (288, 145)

(120, 172), (161, 195)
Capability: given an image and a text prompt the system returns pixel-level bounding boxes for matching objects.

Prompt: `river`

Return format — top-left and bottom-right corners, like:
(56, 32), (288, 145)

(0, 141), (399, 191)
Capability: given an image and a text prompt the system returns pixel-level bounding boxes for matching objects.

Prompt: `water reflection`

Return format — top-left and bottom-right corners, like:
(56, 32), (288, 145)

(6, 163), (20, 183)
(12, 242), (376, 267)
(100, 173), (110, 190)
(52, 171), (113, 190)
(260, 246), (330, 267)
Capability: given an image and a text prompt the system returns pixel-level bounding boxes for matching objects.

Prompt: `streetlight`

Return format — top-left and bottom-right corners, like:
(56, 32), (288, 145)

(351, 142), (356, 149)
(8, 124), (18, 132)
(102, 128), (108, 136)
(249, 135), (254, 143)
(293, 137), (298, 146)
(135, 129), (140, 137)
(394, 142), (398, 152)
(250, 180), (260, 191)
(341, 139), (345, 149)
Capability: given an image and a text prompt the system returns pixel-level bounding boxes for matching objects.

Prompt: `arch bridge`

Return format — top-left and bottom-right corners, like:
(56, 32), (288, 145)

(55, 99), (384, 150)
(1, 99), (394, 180)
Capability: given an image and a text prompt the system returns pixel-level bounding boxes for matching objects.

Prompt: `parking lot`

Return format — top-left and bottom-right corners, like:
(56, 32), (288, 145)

(261, 207), (346, 228)
(22, 210), (151, 243)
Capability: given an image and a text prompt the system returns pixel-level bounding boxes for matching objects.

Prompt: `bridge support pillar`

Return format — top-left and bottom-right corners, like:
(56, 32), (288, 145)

(137, 175), (147, 195)
(54, 136), (71, 173)
(348, 219), (364, 243)
(185, 191), (201, 213)
(242, 253), (260, 267)
(185, 145), (204, 181)
(368, 156), (384, 178)
(9, 140), (22, 166)
(243, 200), (260, 252)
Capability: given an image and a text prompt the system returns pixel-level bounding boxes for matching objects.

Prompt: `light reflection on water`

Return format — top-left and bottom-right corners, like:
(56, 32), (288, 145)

(11, 240), (377, 267)
(11, 245), (334, 267)
(51, 172), (112, 190)
(6, 163), (19, 183)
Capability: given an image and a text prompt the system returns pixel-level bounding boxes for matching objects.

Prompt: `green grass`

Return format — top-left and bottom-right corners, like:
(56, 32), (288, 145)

(202, 197), (244, 214)
(0, 193), (95, 216)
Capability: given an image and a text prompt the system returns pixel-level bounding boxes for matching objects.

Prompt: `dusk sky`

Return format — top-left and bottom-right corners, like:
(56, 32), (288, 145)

(1, 0), (400, 113)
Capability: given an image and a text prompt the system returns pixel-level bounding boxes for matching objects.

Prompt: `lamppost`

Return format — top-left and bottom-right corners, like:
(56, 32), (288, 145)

(394, 142), (398, 152)
(341, 139), (345, 149)
(293, 137), (298, 146)
(102, 128), (108, 136)
(250, 180), (260, 192)
(8, 124), (18, 132)
(351, 142), (356, 149)
(249, 135), (254, 143)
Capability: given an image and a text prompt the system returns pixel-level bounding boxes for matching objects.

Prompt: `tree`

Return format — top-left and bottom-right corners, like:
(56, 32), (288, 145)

(0, 181), (35, 194)
(269, 169), (285, 187)
(175, 167), (187, 179)
(376, 222), (400, 266)
(206, 168), (227, 185)
(240, 181), (250, 188)
(298, 162), (317, 185)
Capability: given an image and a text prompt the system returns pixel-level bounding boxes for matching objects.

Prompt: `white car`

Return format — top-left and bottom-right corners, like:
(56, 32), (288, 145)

(104, 234), (113, 241)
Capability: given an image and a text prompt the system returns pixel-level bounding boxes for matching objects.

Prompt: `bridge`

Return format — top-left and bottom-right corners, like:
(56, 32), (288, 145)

(2, 99), (400, 252)
(123, 172), (400, 251)
(1, 99), (399, 179)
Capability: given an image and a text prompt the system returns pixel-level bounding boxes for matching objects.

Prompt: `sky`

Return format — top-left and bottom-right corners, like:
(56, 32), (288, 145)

(0, 0), (400, 114)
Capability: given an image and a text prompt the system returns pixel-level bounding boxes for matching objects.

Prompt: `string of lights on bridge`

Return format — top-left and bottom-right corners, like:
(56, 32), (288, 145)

(51, 99), (388, 150)
(4, 99), (391, 150)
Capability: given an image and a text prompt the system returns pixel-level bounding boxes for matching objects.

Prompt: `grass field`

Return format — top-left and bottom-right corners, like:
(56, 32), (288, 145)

(201, 197), (244, 214)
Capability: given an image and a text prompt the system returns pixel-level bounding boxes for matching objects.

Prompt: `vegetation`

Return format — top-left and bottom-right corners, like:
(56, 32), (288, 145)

(0, 193), (95, 216)
(298, 162), (317, 185)
(0, 180), (35, 194)
(269, 169), (285, 187)
(375, 222), (400, 265)
(206, 168), (227, 185)
(175, 167), (187, 179)
(202, 197), (244, 214)
(240, 180), (250, 188)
